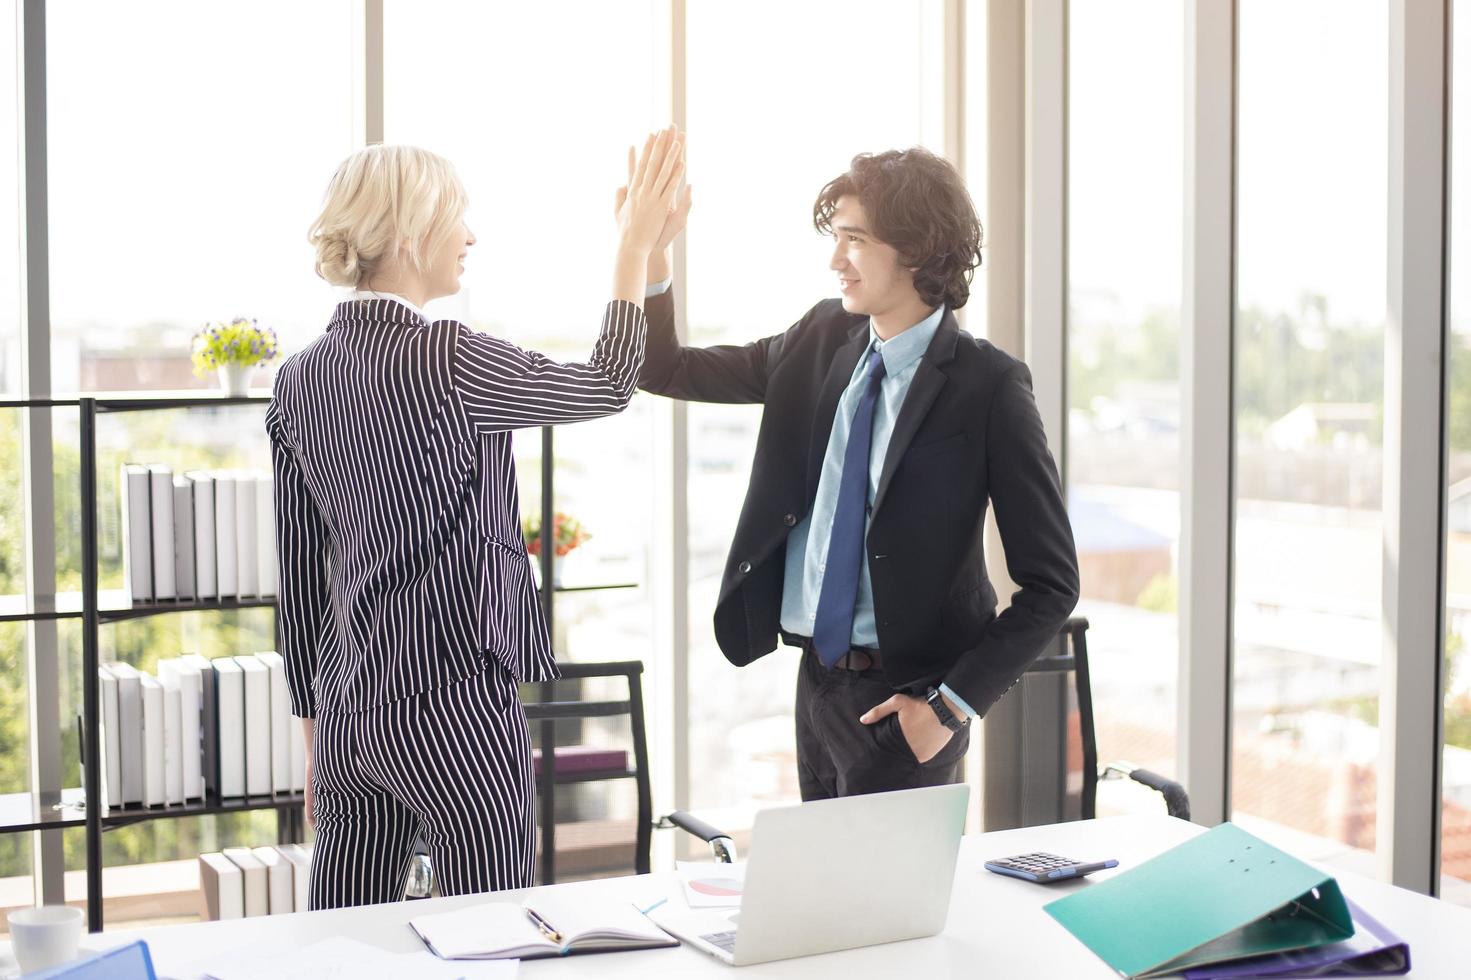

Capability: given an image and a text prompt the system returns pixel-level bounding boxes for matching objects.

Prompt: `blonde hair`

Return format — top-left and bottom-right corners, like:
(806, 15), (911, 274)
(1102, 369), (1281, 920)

(308, 144), (468, 287)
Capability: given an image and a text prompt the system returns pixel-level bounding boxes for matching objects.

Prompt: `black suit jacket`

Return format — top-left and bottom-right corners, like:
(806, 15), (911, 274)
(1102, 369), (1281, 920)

(638, 290), (1079, 718)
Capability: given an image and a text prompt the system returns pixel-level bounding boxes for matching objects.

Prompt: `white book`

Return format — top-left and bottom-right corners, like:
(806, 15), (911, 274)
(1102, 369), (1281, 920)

(172, 477), (196, 601)
(188, 472), (217, 600)
(140, 675), (165, 807)
(199, 852), (244, 921)
(162, 682), (183, 805)
(180, 654), (215, 798)
(276, 843), (312, 912)
(252, 846), (294, 916)
(255, 652), (292, 794)
(120, 465), (153, 603)
(213, 658), (246, 798)
(107, 662), (145, 806)
(98, 665), (121, 810)
(149, 465), (176, 600)
(222, 847), (269, 918)
(235, 476), (259, 598)
(159, 657), (204, 800)
(235, 655), (271, 796)
(215, 473), (238, 599)
(256, 474), (277, 598)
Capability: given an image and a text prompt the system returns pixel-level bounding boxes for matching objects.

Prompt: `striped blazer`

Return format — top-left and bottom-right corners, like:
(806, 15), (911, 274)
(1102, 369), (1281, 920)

(265, 297), (647, 717)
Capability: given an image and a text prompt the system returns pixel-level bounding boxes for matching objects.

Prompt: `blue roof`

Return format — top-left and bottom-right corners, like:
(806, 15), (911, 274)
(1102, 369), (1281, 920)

(1068, 494), (1172, 553)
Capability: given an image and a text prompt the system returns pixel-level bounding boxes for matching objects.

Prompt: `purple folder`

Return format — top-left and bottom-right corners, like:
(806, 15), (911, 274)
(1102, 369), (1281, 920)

(1183, 898), (1409, 978)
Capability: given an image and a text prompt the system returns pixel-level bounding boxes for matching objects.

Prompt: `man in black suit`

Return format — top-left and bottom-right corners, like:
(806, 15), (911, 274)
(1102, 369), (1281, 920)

(636, 147), (1079, 799)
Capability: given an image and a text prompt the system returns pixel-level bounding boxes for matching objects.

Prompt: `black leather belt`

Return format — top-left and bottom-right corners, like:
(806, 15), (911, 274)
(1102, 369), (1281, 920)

(787, 634), (883, 672)
(831, 647), (882, 671)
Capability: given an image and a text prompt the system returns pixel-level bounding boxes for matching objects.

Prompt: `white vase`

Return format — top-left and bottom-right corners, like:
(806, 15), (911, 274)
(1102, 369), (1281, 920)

(217, 363), (252, 397)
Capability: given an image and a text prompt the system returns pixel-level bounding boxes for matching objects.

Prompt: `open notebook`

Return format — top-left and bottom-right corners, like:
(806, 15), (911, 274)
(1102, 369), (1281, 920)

(409, 890), (678, 960)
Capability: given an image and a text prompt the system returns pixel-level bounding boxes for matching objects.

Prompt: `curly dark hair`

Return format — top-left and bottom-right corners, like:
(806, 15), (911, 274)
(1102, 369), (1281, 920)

(813, 147), (983, 310)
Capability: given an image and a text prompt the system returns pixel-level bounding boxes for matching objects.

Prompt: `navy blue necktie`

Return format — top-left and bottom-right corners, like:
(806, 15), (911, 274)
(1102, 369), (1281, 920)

(812, 347), (887, 667)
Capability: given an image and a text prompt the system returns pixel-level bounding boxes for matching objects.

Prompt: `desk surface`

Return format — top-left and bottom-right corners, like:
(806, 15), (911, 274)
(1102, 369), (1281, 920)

(36, 815), (1471, 978)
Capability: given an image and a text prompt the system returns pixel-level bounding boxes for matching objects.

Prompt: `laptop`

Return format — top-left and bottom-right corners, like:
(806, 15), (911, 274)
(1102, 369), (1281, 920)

(651, 783), (969, 967)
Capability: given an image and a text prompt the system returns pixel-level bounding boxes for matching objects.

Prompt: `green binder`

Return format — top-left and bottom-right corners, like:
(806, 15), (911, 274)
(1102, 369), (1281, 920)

(1043, 823), (1355, 979)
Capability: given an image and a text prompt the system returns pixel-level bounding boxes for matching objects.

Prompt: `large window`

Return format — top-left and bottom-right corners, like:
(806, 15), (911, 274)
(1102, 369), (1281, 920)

(1066, 0), (1183, 814)
(30, 0), (355, 927)
(47, 0), (353, 393)
(1232, 0), (1388, 869)
(682, 0), (945, 828)
(1444, 0), (1471, 910)
(385, 0), (663, 875)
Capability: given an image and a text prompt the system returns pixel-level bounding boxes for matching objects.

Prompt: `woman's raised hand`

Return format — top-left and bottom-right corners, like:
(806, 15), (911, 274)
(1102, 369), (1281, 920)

(617, 126), (686, 255)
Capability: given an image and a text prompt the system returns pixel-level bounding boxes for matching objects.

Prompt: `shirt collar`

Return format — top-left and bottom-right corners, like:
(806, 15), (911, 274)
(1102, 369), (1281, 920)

(349, 289), (430, 322)
(868, 305), (945, 377)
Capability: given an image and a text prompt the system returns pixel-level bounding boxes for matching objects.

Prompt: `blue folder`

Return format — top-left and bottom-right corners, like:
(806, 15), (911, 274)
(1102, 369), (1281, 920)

(26, 940), (156, 979)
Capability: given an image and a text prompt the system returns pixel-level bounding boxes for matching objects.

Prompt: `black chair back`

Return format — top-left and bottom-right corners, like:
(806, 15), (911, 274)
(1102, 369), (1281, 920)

(982, 617), (1097, 827)
(522, 660), (653, 885)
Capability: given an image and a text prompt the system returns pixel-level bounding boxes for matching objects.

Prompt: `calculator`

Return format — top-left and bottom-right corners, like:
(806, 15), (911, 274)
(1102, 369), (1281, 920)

(983, 851), (1119, 883)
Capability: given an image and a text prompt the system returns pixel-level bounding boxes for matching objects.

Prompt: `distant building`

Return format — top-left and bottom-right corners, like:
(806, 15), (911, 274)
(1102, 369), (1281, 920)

(1266, 403), (1377, 451)
(1068, 491), (1173, 606)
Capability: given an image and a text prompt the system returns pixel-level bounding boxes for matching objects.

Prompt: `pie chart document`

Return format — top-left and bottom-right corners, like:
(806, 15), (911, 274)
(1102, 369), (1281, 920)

(676, 860), (749, 908)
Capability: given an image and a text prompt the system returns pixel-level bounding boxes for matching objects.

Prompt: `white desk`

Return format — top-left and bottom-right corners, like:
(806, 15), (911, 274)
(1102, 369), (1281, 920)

(33, 815), (1471, 977)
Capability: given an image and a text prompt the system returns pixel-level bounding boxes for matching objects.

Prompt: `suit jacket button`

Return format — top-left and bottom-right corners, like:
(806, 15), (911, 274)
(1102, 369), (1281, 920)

(738, 561), (752, 574)
(782, 514), (797, 527)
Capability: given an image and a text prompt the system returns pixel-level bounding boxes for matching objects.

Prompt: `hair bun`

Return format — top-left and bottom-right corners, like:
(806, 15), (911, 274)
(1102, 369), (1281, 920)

(313, 234), (361, 287)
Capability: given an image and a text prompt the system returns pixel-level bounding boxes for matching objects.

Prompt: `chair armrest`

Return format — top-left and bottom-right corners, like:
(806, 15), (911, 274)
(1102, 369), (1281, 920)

(1127, 768), (1191, 821)
(662, 810), (739, 863)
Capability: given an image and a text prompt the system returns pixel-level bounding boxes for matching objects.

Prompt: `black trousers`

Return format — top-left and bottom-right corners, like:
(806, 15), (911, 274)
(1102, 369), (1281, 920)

(795, 647), (970, 800)
(308, 665), (535, 910)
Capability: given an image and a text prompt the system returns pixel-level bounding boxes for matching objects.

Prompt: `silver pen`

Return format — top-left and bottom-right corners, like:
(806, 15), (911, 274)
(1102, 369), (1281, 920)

(525, 905), (563, 944)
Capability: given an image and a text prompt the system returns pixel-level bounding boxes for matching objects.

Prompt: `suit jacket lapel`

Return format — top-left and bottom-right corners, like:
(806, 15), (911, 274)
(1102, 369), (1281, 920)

(872, 313), (961, 515)
(806, 323), (871, 503)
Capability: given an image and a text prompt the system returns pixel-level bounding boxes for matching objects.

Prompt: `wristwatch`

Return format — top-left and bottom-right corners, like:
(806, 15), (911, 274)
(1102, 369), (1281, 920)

(925, 686), (969, 733)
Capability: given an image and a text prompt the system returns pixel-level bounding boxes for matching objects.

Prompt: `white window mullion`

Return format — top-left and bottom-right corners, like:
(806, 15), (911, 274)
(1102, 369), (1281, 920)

(1380, 0), (1448, 896)
(1178, 0), (1236, 828)
(1024, 0), (1067, 469)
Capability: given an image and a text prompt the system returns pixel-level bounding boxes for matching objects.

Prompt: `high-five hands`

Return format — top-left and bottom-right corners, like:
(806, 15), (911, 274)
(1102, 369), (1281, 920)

(617, 126), (687, 256)
(616, 131), (693, 276)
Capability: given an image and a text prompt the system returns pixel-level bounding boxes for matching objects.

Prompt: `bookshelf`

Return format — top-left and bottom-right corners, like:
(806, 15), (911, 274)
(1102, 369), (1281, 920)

(0, 393), (303, 932)
(1, 399), (639, 928)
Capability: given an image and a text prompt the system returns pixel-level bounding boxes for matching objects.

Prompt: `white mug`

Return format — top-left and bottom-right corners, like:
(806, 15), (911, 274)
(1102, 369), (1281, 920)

(6, 905), (83, 973)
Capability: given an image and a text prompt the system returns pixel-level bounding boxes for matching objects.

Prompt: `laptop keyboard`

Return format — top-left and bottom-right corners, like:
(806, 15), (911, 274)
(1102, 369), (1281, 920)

(702, 930), (739, 954)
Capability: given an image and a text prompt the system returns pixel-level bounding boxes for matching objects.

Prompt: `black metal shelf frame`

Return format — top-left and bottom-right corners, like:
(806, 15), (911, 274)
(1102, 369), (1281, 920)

(77, 393), (286, 931)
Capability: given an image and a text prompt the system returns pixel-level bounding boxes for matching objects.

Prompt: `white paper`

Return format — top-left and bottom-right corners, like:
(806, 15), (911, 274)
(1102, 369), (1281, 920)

(676, 860), (747, 909)
(198, 936), (518, 980)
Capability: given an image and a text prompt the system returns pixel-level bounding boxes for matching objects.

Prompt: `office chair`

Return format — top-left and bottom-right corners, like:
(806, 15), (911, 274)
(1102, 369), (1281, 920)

(985, 616), (1190, 826)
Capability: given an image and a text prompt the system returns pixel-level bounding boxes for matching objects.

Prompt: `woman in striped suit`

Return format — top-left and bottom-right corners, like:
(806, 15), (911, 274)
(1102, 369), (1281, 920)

(267, 130), (686, 910)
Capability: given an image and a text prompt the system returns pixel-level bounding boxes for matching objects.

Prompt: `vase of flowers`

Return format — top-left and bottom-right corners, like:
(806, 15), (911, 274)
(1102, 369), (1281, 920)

(192, 318), (280, 397)
(522, 511), (591, 586)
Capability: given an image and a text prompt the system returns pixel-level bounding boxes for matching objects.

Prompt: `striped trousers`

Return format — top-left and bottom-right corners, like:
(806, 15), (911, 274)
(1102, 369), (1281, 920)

(307, 665), (535, 910)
